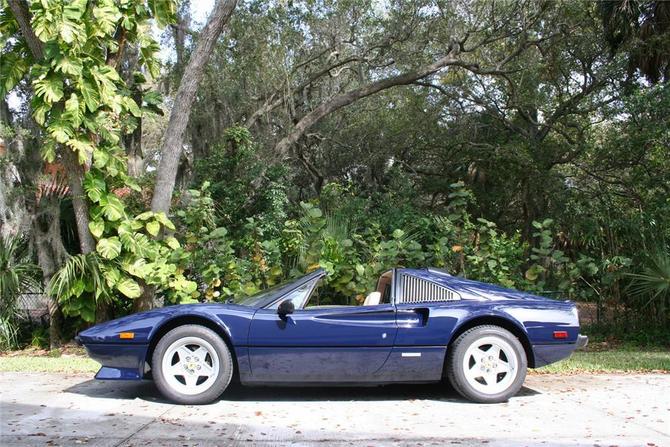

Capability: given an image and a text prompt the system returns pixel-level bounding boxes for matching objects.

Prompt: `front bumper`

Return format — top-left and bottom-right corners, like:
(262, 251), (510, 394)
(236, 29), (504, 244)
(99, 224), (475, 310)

(576, 334), (588, 349)
(83, 342), (148, 380)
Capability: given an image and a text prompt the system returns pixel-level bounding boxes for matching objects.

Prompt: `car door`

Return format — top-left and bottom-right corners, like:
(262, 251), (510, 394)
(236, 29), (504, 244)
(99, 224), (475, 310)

(379, 270), (459, 382)
(247, 296), (397, 383)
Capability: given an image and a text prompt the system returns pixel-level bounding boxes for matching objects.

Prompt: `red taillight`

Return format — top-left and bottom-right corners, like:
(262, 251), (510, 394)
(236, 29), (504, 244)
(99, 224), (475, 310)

(553, 330), (568, 339)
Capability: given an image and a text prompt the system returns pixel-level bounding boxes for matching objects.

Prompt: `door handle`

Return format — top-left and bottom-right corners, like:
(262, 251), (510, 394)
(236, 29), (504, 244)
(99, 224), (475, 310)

(396, 308), (429, 327)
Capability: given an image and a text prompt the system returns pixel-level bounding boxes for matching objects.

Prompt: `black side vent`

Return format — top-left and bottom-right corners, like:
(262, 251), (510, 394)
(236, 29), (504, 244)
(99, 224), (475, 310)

(399, 274), (460, 303)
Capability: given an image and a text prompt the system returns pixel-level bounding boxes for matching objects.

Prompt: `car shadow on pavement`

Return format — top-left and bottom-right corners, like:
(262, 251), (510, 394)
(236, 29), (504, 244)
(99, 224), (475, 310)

(65, 379), (541, 404)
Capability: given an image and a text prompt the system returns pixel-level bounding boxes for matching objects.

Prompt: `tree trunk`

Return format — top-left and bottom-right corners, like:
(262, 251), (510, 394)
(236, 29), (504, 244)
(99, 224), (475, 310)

(118, 44), (144, 178)
(124, 87), (144, 178)
(132, 282), (156, 314)
(61, 149), (95, 254)
(7, 0), (43, 59)
(0, 102), (30, 239)
(150, 0), (237, 215)
(33, 200), (68, 349)
(126, 125), (144, 177)
(171, 1), (192, 86)
(60, 149), (110, 319)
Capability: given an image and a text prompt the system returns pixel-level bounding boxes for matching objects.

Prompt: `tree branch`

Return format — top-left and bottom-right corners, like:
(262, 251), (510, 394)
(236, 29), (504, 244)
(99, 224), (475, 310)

(273, 53), (464, 157)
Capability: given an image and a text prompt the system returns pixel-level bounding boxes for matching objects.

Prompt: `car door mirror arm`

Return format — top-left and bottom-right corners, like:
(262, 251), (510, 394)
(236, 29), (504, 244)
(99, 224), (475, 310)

(277, 299), (295, 319)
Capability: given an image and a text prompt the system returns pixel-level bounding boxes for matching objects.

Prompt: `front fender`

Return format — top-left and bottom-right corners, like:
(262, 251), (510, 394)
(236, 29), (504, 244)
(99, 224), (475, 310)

(77, 303), (255, 381)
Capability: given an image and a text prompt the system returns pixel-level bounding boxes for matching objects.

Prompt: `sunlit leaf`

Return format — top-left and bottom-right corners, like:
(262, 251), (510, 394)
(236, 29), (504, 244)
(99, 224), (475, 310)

(96, 237), (122, 260)
(116, 277), (142, 298)
(88, 220), (105, 239)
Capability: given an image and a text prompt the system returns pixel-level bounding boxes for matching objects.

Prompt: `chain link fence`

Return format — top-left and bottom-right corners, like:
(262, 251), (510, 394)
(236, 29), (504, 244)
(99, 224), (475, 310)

(17, 292), (50, 325)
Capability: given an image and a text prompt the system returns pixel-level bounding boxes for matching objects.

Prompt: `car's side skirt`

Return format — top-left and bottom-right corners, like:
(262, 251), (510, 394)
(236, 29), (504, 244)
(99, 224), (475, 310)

(241, 380), (442, 387)
(373, 346), (446, 382)
(239, 345), (446, 385)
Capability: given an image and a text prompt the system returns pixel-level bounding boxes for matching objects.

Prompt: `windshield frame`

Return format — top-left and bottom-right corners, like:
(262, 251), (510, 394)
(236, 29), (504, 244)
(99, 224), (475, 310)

(234, 268), (327, 309)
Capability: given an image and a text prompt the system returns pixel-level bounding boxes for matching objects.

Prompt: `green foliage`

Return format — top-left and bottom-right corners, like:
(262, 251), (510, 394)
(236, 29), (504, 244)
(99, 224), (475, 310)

(0, 235), (41, 350)
(30, 327), (49, 349)
(3, 0), (205, 321)
(2, 0), (667, 343)
(173, 179), (595, 306)
(50, 185), (198, 321)
(626, 250), (670, 322)
(193, 126), (289, 239)
(49, 253), (109, 322)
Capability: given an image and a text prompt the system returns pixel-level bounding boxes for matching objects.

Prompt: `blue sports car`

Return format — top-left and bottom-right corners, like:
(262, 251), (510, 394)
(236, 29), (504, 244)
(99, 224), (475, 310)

(77, 267), (587, 404)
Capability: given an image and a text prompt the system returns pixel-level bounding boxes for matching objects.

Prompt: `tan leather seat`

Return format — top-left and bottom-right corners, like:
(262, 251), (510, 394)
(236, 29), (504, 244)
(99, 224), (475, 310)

(363, 291), (381, 306)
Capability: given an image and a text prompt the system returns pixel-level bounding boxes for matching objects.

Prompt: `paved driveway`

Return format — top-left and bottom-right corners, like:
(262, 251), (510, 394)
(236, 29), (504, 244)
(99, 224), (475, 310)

(0, 372), (668, 446)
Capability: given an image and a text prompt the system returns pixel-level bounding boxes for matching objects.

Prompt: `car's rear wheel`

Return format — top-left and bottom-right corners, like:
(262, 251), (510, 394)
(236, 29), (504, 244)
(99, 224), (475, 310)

(447, 325), (527, 403)
(152, 325), (233, 404)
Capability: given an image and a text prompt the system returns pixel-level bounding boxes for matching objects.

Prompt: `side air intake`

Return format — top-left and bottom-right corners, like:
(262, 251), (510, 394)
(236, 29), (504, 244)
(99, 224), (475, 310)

(398, 274), (460, 303)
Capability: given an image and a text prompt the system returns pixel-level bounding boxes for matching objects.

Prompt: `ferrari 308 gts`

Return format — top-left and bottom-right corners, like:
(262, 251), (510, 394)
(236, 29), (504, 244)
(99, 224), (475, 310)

(77, 267), (587, 404)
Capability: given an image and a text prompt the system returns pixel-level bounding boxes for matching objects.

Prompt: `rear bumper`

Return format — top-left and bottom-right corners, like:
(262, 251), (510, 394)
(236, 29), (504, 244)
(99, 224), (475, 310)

(532, 334), (588, 368)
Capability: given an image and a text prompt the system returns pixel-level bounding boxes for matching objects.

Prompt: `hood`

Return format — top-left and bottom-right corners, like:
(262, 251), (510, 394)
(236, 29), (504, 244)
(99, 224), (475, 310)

(77, 302), (252, 344)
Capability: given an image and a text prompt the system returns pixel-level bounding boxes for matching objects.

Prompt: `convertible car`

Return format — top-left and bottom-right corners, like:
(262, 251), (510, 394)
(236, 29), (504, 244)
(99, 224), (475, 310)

(77, 267), (587, 404)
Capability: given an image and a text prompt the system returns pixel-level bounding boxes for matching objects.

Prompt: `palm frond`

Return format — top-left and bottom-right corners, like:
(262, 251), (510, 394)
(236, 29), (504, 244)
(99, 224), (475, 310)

(324, 213), (350, 243)
(0, 234), (42, 349)
(48, 253), (112, 304)
(626, 250), (670, 315)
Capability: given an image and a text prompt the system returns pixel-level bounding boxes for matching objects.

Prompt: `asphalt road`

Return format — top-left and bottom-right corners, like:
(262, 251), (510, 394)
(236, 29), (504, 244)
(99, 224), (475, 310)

(0, 372), (668, 446)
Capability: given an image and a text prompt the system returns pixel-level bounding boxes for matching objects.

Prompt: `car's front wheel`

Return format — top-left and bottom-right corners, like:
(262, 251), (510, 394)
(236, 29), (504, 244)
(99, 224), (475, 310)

(152, 325), (233, 404)
(447, 325), (527, 403)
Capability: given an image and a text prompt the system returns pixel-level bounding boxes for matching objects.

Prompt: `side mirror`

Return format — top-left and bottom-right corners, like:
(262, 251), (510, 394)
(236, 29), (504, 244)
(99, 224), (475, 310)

(277, 299), (295, 318)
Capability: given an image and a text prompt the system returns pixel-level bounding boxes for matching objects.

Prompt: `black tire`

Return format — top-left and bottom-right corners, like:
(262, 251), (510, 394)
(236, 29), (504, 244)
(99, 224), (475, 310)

(446, 325), (527, 403)
(152, 325), (233, 404)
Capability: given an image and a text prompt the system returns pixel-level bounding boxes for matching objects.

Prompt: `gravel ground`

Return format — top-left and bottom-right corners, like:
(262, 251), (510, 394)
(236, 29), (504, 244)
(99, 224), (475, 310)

(0, 372), (668, 446)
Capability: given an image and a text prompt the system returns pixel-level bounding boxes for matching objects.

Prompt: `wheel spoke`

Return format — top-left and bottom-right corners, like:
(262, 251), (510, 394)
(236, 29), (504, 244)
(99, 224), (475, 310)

(464, 368), (481, 382)
(183, 372), (199, 388)
(167, 362), (185, 377)
(193, 347), (208, 361)
(496, 360), (511, 374)
(484, 371), (498, 385)
(489, 346), (501, 360)
(199, 362), (214, 375)
(177, 346), (193, 361)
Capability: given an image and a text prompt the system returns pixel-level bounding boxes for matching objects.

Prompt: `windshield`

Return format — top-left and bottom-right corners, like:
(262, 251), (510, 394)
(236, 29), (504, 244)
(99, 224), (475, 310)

(234, 279), (297, 307)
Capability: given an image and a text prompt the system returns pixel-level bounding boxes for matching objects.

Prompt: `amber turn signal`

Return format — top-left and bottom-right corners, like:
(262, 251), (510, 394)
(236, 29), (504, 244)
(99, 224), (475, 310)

(119, 332), (135, 339)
